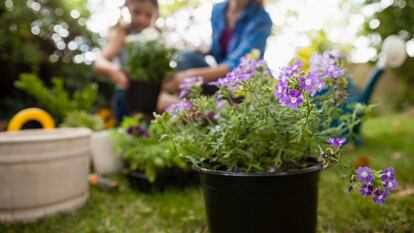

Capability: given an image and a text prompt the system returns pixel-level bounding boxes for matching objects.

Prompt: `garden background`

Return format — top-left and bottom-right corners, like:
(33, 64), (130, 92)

(0, 0), (413, 232)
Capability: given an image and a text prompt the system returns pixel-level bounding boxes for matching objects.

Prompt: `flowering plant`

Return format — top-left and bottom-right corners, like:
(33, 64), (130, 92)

(111, 115), (187, 182)
(125, 28), (176, 82)
(156, 51), (398, 204)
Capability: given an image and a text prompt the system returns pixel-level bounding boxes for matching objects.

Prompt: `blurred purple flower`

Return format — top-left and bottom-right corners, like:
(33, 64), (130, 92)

(209, 58), (265, 90)
(179, 77), (203, 99)
(326, 138), (347, 147)
(127, 125), (150, 137)
(356, 166), (374, 183)
(359, 184), (374, 196)
(383, 179), (398, 191)
(309, 52), (344, 79)
(273, 81), (288, 99)
(373, 189), (388, 205)
(166, 100), (192, 119)
(380, 167), (395, 181)
(299, 72), (324, 96)
(280, 60), (302, 79)
(279, 89), (304, 110)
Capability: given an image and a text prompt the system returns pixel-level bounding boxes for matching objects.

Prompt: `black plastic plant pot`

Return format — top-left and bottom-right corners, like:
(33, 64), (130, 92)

(127, 80), (161, 115)
(127, 168), (199, 193)
(195, 164), (323, 233)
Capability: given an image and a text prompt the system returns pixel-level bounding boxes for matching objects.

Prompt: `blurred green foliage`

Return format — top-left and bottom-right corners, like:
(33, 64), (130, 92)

(61, 111), (104, 131)
(0, 0), (111, 120)
(126, 39), (176, 83)
(362, 0), (414, 108)
(16, 73), (98, 119)
(112, 116), (188, 182)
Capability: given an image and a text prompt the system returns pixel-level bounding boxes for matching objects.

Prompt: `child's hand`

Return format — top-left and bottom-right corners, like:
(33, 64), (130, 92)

(111, 68), (129, 90)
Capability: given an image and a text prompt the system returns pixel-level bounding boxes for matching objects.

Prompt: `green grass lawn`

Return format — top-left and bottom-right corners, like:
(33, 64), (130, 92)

(1, 114), (413, 233)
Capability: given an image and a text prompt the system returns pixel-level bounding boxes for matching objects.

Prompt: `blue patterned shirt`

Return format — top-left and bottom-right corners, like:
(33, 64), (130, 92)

(210, 0), (273, 70)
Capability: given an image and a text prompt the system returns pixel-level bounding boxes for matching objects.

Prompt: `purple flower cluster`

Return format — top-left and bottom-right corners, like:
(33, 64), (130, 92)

(209, 58), (265, 90)
(179, 77), (203, 99)
(326, 138), (347, 148)
(166, 100), (192, 119)
(309, 51), (345, 79)
(127, 125), (150, 137)
(273, 60), (324, 109)
(355, 166), (398, 205)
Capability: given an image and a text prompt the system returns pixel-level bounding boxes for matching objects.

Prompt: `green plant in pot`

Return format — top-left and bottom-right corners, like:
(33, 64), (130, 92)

(124, 28), (176, 115)
(155, 52), (399, 233)
(112, 115), (195, 192)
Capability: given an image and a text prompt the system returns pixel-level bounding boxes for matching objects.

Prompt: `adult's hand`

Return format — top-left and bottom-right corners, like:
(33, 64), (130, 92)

(162, 71), (188, 94)
(111, 67), (129, 90)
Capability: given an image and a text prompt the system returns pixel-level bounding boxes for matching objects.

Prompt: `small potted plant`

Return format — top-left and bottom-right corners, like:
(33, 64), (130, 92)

(124, 28), (176, 115)
(155, 52), (398, 233)
(112, 115), (197, 192)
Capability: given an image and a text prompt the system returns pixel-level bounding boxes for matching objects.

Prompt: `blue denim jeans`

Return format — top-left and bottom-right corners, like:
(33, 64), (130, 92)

(112, 88), (128, 124)
(176, 51), (210, 71)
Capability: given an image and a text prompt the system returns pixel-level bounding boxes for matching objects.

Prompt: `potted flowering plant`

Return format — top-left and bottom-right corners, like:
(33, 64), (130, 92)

(111, 115), (197, 192)
(155, 52), (398, 233)
(124, 28), (176, 115)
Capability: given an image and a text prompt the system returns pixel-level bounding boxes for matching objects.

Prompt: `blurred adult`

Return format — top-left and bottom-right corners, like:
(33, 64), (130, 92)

(163, 0), (272, 93)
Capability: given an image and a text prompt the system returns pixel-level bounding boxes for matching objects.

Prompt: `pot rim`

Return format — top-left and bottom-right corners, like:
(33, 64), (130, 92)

(0, 128), (91, 143)
(193, 163), (324, 177)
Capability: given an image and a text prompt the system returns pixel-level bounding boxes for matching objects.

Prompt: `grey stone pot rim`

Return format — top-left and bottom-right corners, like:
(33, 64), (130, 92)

(0, 128), (91, 143)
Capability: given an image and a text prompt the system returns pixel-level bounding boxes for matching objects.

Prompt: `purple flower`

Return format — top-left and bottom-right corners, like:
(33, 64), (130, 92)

(380, 167), (395, 181)
(383, 179), (398, 191)
(209, 58), (265, 90)
(208, 76), (233, 87)
(298, 72), (324, 96)
(309, 52), (344, 79)
(279, 89), (304, 110)
(216, 100), (226, 109)
(127, 125), (150, 137)
(280, 60), (302, 79)
(356, 167), (374, 183)
(328, 50), (346, 60)
(179, 77), (203, 99)
(273, 81), (288, 99)
(326, 138), (347, 147)
(322, 153), (329, 159)
(373, 189), (388, 205)
(359, 184), (374, 196)
(166, 100), (192, 119)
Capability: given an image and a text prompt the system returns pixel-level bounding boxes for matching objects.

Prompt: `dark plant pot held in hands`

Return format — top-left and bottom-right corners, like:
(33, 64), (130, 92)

(127, 80), (161, 115)
(124, 28), (176, 115)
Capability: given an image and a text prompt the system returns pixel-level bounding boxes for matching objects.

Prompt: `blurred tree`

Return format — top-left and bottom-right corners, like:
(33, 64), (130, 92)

(0, 0), (111, 120)
(362, 0), (414, 108)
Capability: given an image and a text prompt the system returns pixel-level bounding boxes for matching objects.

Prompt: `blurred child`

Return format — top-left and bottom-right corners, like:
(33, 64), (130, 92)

(94, 0), (177, 123)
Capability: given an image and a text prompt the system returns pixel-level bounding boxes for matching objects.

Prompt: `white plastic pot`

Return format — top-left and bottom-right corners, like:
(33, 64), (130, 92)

(90, 131), (123, 175)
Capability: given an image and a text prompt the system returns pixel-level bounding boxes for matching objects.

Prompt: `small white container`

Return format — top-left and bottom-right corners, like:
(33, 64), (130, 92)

(90, 130), (123, 175)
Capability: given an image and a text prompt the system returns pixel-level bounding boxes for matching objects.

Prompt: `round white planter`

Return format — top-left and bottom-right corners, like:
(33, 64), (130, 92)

(0, 128), (91, 223)
(90, 130), (123, 175)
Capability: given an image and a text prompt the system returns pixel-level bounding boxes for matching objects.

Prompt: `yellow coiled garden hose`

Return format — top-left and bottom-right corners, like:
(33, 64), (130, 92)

(7, 108), (55, 131)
